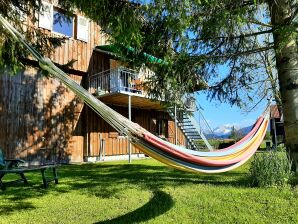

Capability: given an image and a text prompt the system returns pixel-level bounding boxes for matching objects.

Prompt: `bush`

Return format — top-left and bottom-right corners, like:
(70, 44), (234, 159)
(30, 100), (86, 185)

(218, 140), (235, 149)
(249, 149), (292, 187)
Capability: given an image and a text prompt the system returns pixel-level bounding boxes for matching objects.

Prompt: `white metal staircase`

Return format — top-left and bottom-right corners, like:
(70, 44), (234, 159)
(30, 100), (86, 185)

(168, 102), (214, 151)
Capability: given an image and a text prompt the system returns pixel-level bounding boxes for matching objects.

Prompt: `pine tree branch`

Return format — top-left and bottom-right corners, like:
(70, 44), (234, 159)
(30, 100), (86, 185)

(190, 29), (273, 42)
(191, 45), (274, 59)
(246, 19), (273, 28)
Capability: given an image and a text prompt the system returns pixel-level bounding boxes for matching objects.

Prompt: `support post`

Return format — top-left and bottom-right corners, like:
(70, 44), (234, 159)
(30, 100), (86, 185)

(86, 107), (89, 158)
(102, 139), (106, 161)
(128, 94), (132, 163)
(174, 104), (178, 145)
(99, 134), (102, 161)
(273, 118), (278, 149)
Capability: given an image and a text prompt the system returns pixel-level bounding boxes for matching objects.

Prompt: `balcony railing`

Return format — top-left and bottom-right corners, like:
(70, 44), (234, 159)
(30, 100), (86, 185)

(88, 67), (143, 96)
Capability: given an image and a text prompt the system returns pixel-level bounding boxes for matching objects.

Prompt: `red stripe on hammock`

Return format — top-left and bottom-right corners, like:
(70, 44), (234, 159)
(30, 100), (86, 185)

(143, 118), (266, 167)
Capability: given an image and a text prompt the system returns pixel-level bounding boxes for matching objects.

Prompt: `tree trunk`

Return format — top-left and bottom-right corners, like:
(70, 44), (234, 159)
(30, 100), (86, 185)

(269, 0), (298, 168)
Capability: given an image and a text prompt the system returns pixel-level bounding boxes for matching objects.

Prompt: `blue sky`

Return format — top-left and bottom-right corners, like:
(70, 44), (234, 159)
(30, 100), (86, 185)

(192, 59), (270, 132)
(194, 92), (267, 132)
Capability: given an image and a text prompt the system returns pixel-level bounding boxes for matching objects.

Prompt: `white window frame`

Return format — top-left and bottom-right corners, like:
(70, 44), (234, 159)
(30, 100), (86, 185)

(38, 1), (53, 30)
(76, 15), (89, 42)
(38, 2), (89, 41)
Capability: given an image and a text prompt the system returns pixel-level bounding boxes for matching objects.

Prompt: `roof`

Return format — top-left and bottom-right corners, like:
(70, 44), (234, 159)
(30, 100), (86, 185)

(95, 44), (164, 64)
(270, 105), (281, 119)
(95, 44), (208, 91)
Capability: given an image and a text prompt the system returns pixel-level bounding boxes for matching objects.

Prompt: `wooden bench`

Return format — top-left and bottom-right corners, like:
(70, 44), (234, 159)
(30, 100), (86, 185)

(0, 164), (58, 190)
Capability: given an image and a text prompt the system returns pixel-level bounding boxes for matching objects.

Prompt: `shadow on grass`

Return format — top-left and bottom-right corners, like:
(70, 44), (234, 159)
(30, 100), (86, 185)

(0, 172), (58, 214)
(0, 200), (36, 214)
(0, 160), (250, 214)
(43, 161), (252, 219)
(60, 163), (251, 194)
(94, 190), (174, 224)
(0, 184), (44, 214)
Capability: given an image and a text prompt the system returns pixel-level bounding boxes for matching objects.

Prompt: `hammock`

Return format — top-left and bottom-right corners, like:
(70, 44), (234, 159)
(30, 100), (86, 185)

(0, 15), (269, 174)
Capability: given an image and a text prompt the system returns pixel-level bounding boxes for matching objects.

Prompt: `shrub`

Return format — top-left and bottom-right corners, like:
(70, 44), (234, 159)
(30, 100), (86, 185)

(249, 149), (292, 187)
(218, 139), (235, 149)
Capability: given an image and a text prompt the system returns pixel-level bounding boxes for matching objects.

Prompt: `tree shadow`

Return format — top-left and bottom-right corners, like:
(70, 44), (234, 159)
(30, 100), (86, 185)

(0, 182), (50, 214)
(0, 72), (84, 163)
(58, 162), (251, 199)
(0, 161), (251, 215)
(0, 201), (36, 214)
(94, 190), (174, 224)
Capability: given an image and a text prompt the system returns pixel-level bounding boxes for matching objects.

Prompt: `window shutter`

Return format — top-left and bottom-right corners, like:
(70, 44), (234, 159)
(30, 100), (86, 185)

(38, 1), (53, 30)
(77, 16), (89, 42)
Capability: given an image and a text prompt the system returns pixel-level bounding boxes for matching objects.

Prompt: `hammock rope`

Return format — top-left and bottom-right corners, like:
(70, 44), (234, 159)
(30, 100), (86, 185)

(0, 15), (270, 173)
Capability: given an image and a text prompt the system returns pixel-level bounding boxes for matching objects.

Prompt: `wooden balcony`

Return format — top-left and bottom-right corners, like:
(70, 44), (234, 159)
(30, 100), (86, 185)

(88, 67), (165, 110)
(98, 92), (164, 110)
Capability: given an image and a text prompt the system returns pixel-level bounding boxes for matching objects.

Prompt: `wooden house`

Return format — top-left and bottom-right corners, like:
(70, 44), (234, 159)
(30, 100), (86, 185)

(270, 105), (285, 147)
(0, 1), (187, 163)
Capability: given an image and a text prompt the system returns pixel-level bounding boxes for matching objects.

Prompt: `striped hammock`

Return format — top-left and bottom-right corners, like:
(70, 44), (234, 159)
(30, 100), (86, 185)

(0, 15), (269, 174)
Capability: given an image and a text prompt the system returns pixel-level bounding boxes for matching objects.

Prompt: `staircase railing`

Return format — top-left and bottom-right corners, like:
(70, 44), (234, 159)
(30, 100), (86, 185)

(187, 112), (214, 150)
(195, 106), (215, 140)
(168, 95), (215, 151)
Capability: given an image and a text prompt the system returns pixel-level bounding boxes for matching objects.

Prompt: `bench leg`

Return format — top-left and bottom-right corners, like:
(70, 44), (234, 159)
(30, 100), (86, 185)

(41, 169), (48, 188)
(0, 173), (5, 190)
(19, 172), (28, 184)
(53, 167), (58, 184)
(40, 167), (59, 188)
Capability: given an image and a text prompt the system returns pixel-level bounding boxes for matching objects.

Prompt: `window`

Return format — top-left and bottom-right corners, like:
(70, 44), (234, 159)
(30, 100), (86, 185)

(52, 9), (74, 37)
(38, 1), (76, 38)
(38, 1), (53, 30)
(156, 119), (168, 138)
(77, 16), (89, 42)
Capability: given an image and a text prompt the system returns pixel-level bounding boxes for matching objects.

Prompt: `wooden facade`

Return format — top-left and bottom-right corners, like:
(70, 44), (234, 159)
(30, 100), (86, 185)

(0, 69), (84, 162)
(0, 2), (186, 163)
(84, 105), (186, 159)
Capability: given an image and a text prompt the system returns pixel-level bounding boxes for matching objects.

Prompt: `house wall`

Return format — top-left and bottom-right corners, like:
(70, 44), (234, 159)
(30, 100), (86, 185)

(0, 68), (84, 162)
(0, 52), (110, 163)
(0, 2), (187, 163)
(0, 3), (110, 162)
(84, 105), (186, 158)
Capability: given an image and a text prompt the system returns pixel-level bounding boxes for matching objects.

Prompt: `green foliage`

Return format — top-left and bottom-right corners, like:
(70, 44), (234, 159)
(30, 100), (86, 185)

(195, 139), (219, 150)
(228, 126), (244, 141)
(250, 150), (292, 187)
(264, 131), (271, 141)
(63, 0), (278, 107)
(0, 1), (288, 108)
(218, 139), (236, 149)
(229, 126), (237, 139)
(195, 139), (235, 149)
(0, 38), (25, 74)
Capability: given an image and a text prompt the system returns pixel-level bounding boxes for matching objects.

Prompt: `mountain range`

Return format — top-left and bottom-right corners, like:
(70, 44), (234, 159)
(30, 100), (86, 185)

(206, 125), (253, 139)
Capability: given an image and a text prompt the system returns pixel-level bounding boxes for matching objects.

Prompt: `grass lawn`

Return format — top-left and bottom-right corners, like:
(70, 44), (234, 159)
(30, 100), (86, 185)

(1, 158), (298, 224)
